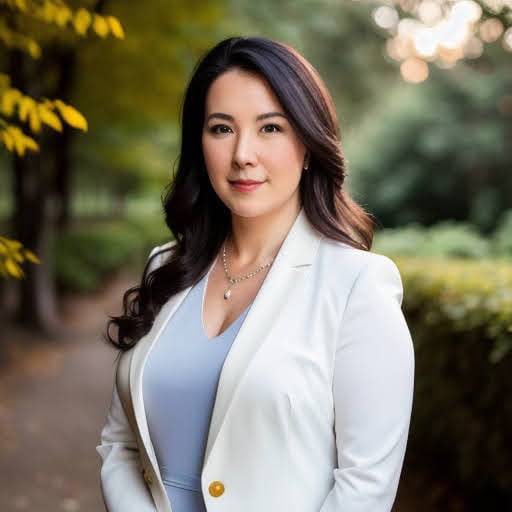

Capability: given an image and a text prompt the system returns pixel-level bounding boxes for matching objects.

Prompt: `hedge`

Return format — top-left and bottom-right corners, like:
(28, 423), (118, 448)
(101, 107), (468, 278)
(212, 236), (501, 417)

(395, 257), (512, 501)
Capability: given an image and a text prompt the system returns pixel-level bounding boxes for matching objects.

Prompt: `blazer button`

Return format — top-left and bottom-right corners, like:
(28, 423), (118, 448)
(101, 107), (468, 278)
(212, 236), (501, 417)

(208, 481), (225, 497)
(142, 469), (153, 486)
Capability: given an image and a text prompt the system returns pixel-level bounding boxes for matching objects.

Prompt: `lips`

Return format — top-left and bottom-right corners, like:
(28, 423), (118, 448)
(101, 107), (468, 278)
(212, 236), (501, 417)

(229, 179), (265, 193)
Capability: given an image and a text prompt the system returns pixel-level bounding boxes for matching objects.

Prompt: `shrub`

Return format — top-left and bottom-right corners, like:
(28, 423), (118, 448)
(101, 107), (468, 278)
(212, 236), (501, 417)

(374, 222), (492, 259)
(394, 257), (512, 500)
(493, 210), (512, 257)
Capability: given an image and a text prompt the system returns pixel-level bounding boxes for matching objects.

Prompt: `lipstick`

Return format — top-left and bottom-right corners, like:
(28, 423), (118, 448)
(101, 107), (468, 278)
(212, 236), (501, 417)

(230, 179), (264, 193)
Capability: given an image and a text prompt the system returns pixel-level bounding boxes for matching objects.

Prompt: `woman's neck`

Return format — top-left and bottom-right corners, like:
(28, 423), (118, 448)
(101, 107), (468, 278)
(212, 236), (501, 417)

(228, 203), (300, 267)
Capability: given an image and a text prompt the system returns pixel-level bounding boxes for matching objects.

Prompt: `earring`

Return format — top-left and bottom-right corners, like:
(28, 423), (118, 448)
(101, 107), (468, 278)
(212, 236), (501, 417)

(303, 155), (310, 171)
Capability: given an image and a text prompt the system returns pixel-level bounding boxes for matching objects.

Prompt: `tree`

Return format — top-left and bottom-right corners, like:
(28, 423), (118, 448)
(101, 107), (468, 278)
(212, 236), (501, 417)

(1, 0), (227, 332)
(0, 0), (124, 329)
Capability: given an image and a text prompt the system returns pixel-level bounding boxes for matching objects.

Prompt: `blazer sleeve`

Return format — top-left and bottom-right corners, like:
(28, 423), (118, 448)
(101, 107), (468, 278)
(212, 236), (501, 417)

(319, 255), (415, 512)
(96, 379), (157, 512)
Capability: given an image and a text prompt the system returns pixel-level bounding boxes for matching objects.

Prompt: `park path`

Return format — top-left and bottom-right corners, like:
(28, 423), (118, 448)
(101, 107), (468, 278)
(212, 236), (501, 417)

(0, 275), (135, 512)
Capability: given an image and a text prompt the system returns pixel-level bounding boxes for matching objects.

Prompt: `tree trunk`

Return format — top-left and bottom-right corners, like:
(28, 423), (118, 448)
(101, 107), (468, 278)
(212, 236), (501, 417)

(10, 49), (58, 332)
(55, 51), (76, 228)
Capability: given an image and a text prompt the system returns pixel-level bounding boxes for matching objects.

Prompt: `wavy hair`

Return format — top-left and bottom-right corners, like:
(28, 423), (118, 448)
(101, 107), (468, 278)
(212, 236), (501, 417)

(107, 36), (374, 350)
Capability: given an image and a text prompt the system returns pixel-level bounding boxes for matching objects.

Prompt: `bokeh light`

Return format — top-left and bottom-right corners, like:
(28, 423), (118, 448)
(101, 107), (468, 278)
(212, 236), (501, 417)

(355, 0), (512, 81)
(400, 57), (430, 82)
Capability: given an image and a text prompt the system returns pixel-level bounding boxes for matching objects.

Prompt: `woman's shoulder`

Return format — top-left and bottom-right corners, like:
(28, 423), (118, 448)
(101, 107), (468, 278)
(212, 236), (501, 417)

(317, 238), (404, 305)
(318, 237), (399, 277)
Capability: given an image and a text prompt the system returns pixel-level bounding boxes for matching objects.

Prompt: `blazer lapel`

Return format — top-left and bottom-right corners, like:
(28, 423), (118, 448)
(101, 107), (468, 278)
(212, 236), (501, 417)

(203, 210), (322, 466)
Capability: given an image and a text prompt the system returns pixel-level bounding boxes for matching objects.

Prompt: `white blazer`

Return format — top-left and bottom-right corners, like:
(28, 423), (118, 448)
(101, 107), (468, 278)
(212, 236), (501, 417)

(97, 210), (414, 512)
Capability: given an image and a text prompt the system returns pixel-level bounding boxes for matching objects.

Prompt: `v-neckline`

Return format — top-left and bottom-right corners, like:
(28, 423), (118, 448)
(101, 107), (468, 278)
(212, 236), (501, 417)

(200, 270), (251, 341)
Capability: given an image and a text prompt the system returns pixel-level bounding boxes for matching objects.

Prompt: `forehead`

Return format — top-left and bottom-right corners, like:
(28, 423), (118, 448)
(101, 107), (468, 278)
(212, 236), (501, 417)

(205, 68), (283, 114)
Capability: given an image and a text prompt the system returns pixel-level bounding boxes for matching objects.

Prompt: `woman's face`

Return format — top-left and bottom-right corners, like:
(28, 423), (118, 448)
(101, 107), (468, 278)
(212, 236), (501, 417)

(202, 68), (307, 222)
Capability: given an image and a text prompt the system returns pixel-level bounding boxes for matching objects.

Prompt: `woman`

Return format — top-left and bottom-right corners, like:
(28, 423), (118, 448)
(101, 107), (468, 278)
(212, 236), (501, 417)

(97, 36), (414, 512)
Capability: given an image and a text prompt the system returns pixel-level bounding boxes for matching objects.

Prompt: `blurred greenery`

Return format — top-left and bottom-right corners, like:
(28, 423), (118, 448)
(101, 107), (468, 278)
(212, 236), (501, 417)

(374, 209), (512, 259)
(397, 256), (512, 500)
(54, 211), (169, 292)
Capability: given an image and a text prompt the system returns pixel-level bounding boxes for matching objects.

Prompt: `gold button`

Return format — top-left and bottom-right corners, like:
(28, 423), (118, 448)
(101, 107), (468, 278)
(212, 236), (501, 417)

(142, 469), (153, 486)
(208, 480), (225, 497)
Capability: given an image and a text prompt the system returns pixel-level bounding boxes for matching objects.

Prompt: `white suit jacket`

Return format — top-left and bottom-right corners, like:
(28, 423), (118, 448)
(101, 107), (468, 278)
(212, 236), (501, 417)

(97, 210), (414, 512)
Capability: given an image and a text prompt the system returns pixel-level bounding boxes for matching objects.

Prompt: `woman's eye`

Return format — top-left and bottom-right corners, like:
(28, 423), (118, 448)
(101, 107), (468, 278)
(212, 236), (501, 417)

(209, 124), (232, 134)
(262, 124), (281, 134)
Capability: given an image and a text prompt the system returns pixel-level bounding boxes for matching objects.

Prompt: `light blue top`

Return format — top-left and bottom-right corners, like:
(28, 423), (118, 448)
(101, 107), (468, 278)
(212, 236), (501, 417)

(143, 272), (250, 512)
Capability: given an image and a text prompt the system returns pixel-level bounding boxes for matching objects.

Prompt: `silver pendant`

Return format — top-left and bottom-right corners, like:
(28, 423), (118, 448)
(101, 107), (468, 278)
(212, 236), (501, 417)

(224, 288), (232, 300)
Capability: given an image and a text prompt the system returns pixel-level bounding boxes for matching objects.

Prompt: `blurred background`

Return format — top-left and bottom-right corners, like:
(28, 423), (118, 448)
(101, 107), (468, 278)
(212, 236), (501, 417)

(0, 0), (511, 511)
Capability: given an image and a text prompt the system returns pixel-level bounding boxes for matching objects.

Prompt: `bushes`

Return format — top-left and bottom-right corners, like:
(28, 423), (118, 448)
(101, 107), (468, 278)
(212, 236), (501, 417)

(374, 212), (512, 259)
(54, 216), (170, 292)
(395, 256), (512, 501)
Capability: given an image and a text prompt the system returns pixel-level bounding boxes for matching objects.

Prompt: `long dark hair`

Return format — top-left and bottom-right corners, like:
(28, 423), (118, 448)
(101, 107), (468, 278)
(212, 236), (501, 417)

(106, 36), (374, 350)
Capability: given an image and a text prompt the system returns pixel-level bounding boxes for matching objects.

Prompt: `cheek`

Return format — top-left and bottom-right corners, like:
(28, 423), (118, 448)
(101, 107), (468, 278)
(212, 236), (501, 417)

(202, 139), (230, 176)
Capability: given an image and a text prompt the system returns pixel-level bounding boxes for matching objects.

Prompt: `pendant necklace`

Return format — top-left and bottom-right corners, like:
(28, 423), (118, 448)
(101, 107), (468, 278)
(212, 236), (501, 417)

(221, 241), (273, 300)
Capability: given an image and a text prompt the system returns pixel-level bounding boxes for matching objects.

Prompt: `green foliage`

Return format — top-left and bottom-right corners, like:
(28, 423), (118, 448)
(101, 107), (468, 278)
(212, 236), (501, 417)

(374, 221), (492, 258)
(374, 212), (512, 259)
(493, 210), (512, 257)
(54, 216), (169, 292)
(348, 65), (512, 230)
(396, 256), (512, 497)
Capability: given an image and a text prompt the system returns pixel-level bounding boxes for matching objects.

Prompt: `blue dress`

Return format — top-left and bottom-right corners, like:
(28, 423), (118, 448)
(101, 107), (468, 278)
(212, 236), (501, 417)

(143, 273), (250, 511)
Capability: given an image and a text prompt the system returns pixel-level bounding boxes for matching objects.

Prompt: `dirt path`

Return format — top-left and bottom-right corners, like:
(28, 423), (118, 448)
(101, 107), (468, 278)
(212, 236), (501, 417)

(0, 275), (135, 512)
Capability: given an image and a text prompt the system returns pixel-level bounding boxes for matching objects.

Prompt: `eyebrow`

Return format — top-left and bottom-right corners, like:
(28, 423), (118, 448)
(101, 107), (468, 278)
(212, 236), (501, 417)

(206, 112), (287, 122)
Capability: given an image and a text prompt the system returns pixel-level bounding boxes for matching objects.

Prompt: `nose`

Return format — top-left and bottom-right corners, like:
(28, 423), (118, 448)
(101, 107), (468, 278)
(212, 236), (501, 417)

(233, 132), (257, 169)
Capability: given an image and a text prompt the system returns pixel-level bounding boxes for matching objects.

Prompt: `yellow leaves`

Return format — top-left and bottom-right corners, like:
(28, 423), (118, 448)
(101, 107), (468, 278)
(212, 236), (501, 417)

(0, 83), (88, 150)
(75, 10), (124, 40)
(73, 8), (92, 36)
(27, 39), (41, 58)
(1, 88), (22, 116)
(93, 15), (109, 38)
(0, 236), (40, 280)
(18, 96), (36, 123)
(38, 104), (63, 132)
(53, 100), (87, 131)
(106, 16), (125, 39)
(0, 125), (39, 156)
(0, 2), (124, 53)
(54, 6), (72, 28)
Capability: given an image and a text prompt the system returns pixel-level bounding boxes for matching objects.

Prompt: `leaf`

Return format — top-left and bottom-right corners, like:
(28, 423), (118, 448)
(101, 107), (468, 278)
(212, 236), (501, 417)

(73, 8), (92, 36)
(12, 130), (26, 156)
(1, 128), (15, 151)
(27, 40), (41, 59)
(23, 249), (40, 264)
(38, 104), (63, 132)
(5, 258), (24, 278)
(18, 96), (35, 123)
(0, 73), (10, 89)
(5, 239), (22, 250)
(55, 6), (72, 27)
(23, 135), (39, 152)
(93, 15), (109, 38)
(54, 100), (88, 131)
(106, 16), (125, 39)
(29, 107), (42, 133)
(1, 88), (22, 116)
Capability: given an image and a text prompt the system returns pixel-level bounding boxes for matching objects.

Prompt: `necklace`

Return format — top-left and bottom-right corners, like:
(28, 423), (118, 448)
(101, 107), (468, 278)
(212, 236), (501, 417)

(221, 242), (273, 300)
